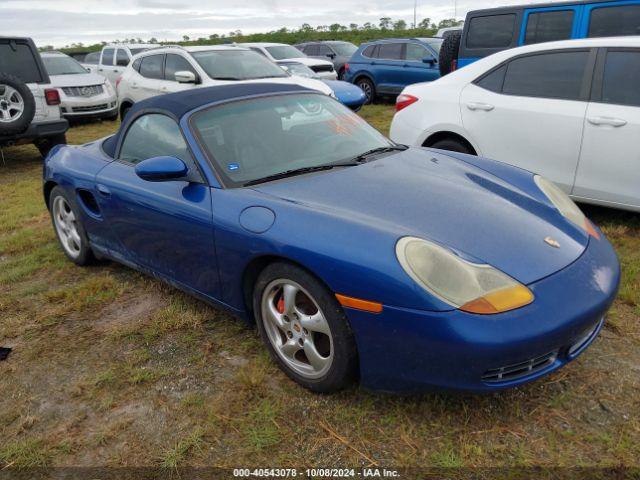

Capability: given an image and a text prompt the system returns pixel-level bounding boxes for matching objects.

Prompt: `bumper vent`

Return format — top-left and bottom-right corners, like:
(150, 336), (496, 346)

(62, 85), (104, 97)
(310, 64), (334, 73)
(482, 350), (557, 384)
(71, 103), (109, 113)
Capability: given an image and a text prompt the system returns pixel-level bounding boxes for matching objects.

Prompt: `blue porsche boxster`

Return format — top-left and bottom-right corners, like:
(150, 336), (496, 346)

(44, 84), (620, 393)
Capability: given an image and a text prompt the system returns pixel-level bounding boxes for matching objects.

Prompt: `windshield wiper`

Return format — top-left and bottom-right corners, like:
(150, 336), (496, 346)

(349, 145), (408, 163)
(210, 76), (242, 80)
(253, 75), (287, 79)
(243, 162), (360, 187)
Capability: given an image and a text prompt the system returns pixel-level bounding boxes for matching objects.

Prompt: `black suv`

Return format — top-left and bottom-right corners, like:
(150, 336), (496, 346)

(295, 41), (358, 79)
(0, 37), (68, 158)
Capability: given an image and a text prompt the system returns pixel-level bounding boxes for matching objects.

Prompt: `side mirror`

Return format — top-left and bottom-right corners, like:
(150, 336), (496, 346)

(422, 56), (437, 65)
(175, 70), (197, 84)
(135, 156), (188, 182)
(85, 67), (91, 72)
(327, 53), (336, 59)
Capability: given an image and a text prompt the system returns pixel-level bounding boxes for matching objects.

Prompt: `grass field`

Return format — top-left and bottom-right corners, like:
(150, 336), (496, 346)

(0, 106), (639, 469)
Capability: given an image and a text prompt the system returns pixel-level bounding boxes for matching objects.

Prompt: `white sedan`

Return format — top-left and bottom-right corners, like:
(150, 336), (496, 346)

(390, 37), (640, 213)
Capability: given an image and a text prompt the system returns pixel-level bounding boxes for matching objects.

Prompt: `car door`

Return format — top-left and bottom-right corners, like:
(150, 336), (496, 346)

(460, 48), (595, 192)
(98, 48), (115, 82)
(374, 42), (405, 94)
(573, 48), (640, 209)
(403, 42), (439, 86)
(135, 54), (165, 100)
(95, 113), (219, 298)
(157, 53), (201, 94)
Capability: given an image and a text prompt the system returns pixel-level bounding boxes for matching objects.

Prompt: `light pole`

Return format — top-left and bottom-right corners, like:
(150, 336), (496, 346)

(454, 0), (458, 19)
(414, 0), (417, 28)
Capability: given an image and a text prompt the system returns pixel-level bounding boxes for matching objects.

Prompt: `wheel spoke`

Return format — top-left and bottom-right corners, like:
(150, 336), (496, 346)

(69, 227), (81, 246)
(282, 284), (298, 315)
(265, 301), (287, 331)
(303, 339), (329, 371)
(300, 311), (330, 335)
(66, 235), (77, 252)
(280, 339), (300, 358)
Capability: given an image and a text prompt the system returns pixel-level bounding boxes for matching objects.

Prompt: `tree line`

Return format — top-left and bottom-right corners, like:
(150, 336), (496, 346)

(53, 18), (463, 54)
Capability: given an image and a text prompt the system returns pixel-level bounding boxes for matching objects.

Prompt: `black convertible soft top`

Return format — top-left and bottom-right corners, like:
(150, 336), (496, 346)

(103, 82), (313, 157)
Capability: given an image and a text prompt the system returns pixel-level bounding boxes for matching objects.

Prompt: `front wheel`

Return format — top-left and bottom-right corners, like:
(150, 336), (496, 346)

(356, 78), (375, 105)
(253, 262), (358, 393)
(430, 138), (473, 155)
(49, 186), (94, 265)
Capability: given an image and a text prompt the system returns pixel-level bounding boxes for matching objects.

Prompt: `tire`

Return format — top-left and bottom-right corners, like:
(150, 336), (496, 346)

(49, 185), (95, 266)
(253, 262), (358, 393)
(356, 77), (375, 105)
(337, 67), (346, 80)
(35, 134), (67, 159)
(430, 138), (473, 155)
(120, 104), (132, 122)
(105, 110), (119, 122)
(0, 73), (36, 135)
(439, 30), (462, 77)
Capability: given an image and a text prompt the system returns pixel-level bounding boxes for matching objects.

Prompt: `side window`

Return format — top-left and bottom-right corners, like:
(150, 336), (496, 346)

(165, 54), (197, 81)
(139, 54), (165, 79)
(249, 47), (267, 57)
(116, 49), (130, 67)
(84, 52), (100, 65)
(305, 45), (319, 56)
(524, 10), (574, 45)
(588, 5), (640, 37)
(132, 58), (142, 72)
(502, 50), (589, 101)
(318, 45), (333, 57)
(120, 114), (194, 166)
(362, 45), (377, 58)
(406, 43), (430, 61)
(467, 14), (516, 49)
(101, 48), (114, 66)
(601, 50), (640, 107)
(475, 65), (507, 93)
(377, 43), (403, 60)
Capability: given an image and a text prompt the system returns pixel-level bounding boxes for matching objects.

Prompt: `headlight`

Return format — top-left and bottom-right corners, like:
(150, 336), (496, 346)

(534, 175), (599, 239)
(396, 237), (534, 314)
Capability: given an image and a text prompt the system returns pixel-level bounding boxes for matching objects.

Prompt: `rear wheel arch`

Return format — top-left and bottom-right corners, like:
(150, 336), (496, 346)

(43, 180), (58, 210)
(423, 131), (477, 155)
(119, 100), (134, 121)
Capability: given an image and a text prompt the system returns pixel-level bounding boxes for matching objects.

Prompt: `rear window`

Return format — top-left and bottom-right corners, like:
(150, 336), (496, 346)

(84, 52), (100, 65)
(377, 43), (403, 60)
(362, 45), (377, 58)
(588, 5), (640, 37)
(524, 10), (575, 45)
(467, 14), (516, 49)
(101, 48), (114, 66)
(475, 65), (507, 93)
(139, 54), (164, 79)
(601, 50), (640, 107)
(0, 42), (43, 83)
(502, 50), (589, 101)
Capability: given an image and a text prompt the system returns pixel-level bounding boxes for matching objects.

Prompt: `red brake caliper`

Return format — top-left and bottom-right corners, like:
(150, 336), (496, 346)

(276, 294), (285, 314)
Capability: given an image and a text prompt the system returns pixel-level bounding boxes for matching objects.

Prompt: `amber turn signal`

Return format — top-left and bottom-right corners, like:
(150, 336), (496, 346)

(336, 294), (383, 313)
(460, 284), (534, 315)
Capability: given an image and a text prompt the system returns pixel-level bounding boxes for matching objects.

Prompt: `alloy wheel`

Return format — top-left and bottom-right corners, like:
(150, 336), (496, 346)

(52, 196), (82, 259)
(0, 85), (25, 123)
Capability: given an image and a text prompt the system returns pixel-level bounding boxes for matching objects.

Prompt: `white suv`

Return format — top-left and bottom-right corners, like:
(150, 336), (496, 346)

(84, 43), (159, 85)
(116, 45), (334, 120)
(238, 43), (337, 80)
(390, 37), (640, 213)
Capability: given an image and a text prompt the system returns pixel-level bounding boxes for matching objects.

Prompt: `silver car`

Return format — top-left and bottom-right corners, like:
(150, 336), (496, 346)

(41, 52), (118, 121)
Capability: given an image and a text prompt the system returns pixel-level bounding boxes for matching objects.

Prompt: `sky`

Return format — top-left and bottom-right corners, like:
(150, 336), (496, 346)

(2, 0), (564, 48)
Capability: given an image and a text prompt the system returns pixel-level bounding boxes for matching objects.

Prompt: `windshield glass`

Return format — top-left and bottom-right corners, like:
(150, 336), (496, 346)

(420, 38), (443, 55)
(279, 62), (318, 78)
(265, 45), (306, 60)
(330, 42), (357, 56)
(42, 55), (87, 75)
(191, 93), (391, 187)
(192, 50), (288, 80)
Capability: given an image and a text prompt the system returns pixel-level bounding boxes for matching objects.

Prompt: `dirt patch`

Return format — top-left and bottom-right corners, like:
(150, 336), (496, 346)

(94, 292), (167, 333)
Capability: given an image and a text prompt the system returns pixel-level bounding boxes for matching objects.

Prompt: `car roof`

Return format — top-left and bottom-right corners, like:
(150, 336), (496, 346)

(102, 83), (314, 157)
(105, 43), (160, 48)
(469, 0), (627, 16)
(238, 42), (289, 47)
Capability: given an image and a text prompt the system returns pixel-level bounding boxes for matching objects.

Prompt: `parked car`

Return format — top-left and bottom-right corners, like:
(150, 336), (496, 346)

(439, 0), (640, 75)
(294, 41), (358, 79)
(279, 61), (366, 111)
(0, 36), (68, 158)
(391, 37), (640, 213)
(44, 83), (619, 393)
(238, 43), (337, 79)
(41, 52), (118, 121)
(83, 43), (159, 85)
(116, 46), (334, 120)
(344, 38), (442, 104)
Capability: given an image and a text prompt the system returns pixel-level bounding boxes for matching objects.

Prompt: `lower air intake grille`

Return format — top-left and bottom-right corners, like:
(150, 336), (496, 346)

(310, 64), (334, 73)
(482, 350), (558, 383)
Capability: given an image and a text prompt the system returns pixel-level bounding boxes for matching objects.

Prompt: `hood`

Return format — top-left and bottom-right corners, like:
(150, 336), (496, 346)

(323, 80), (365, 104)
(252, 148), (588, 285)
(287, 57), (333, 68)
(48, 73), (107, 88)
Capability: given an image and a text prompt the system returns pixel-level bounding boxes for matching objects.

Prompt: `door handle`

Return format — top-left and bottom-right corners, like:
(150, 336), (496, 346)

(98, 69), (103, 72)
(96, 184), (111, 197)
(587, 116), (627, 127)
(114, 69), (119, 73)
(467, 102), (495, 112)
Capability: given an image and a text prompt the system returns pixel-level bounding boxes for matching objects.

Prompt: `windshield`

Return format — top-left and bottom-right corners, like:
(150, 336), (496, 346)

(265, 45), (305, 60)
(330, 42), (357, 56)
(192, 50), (288, 80)
(419, 38), (443, 55)
(279, 62), (318, 79)
(42, 55), (87, 75)
(191, 93), (391, 187)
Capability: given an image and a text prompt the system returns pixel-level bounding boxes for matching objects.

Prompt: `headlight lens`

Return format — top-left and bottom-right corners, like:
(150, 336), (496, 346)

(396, 237), (534, 314)
(534, 175), (599, 239)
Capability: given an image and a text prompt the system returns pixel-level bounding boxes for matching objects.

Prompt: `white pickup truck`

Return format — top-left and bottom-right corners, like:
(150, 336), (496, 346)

(82, 44), (159, 85)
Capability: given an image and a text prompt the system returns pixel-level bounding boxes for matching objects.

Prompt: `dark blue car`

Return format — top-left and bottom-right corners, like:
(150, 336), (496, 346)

(344, 38), (443, 104)
(43, 84), (619, 393)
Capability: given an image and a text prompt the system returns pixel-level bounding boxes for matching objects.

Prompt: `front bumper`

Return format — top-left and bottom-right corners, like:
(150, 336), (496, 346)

(60, 92), (118, 119)
(315, 70), (338, 80)
(346, 233), (620, 392)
